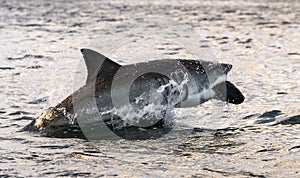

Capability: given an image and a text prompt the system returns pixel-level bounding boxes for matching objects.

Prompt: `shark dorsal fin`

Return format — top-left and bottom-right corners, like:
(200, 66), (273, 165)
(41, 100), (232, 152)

(80, 48), (121, 84)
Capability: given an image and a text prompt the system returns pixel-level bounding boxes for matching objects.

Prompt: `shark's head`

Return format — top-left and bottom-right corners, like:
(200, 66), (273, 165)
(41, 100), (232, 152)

(33, 107), (69, 130)
(177, 59), (244, 106)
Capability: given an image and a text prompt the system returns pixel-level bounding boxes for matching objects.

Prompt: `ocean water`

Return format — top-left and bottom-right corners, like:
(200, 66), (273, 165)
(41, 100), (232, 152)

(0, 0), (299, 177)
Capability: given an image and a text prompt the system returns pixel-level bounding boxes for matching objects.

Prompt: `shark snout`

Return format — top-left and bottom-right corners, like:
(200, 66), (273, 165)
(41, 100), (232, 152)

(220, 63), (233, 74)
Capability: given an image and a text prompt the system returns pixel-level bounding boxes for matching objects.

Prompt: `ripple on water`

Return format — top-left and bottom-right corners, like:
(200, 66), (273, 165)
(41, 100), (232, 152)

(8, 111), (32, 116)
(7, 54), (52, 60)
(27, 97), (47, 105)
(0, 67), (15, 70)
(12, 116), (34, 121)
(274, 114), (300, 125)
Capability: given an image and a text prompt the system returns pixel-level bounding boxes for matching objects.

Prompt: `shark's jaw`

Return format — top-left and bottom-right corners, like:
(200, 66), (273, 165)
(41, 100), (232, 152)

(177, 73), (244, 107)
(175, 74), (225, 107)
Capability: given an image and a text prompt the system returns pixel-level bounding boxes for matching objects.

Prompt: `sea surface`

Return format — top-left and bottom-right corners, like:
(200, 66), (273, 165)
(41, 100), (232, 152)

(0, 0), (299, 177)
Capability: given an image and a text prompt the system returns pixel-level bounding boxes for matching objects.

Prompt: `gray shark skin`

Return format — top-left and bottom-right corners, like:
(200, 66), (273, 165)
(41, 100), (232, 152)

(23, 49), (244, 135)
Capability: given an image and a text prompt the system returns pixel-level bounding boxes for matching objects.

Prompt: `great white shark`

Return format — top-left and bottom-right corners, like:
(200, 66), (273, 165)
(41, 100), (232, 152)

(23, 49), (244, 135)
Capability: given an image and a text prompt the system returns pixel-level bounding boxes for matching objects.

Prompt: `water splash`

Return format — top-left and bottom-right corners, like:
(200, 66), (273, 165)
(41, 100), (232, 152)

(107, 69), (190, 129)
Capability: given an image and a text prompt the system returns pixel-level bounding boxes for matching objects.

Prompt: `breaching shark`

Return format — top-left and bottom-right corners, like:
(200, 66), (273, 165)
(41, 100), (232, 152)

(23, 49), (244, 137)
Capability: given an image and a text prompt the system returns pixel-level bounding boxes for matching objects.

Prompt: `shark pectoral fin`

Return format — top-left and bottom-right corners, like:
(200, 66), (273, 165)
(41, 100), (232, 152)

(80, 48), (121, 84)
(212, 81), (244, 104)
